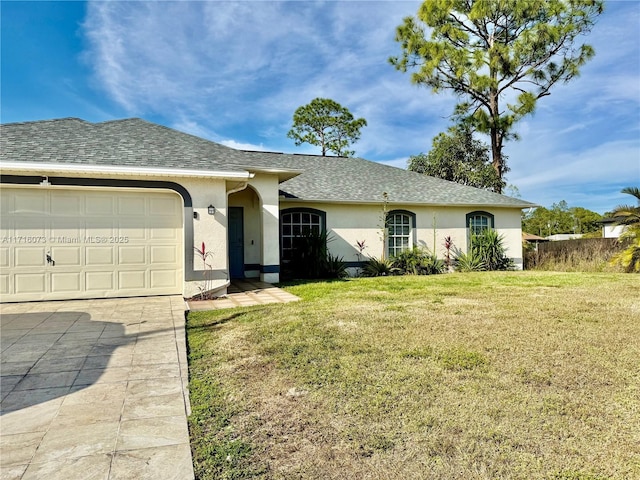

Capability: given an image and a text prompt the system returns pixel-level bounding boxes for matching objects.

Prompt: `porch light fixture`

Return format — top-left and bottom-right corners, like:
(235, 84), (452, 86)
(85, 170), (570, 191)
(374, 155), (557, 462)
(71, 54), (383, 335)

(208, 205), (215, 215)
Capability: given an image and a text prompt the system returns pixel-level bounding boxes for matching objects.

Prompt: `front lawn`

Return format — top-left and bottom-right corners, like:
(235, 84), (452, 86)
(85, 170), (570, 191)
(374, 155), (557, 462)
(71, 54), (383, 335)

(186, 272), (639, 480)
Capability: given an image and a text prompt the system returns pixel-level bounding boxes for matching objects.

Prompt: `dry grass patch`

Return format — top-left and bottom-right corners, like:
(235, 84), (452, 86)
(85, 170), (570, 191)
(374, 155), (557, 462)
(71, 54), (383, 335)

(187, 272), (639, 479)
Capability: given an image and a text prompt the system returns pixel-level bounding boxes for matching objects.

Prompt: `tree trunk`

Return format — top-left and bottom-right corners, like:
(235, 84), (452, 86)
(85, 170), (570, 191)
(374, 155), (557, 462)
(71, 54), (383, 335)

(488, 86), (503, 194)
(490, 129), (503, 194)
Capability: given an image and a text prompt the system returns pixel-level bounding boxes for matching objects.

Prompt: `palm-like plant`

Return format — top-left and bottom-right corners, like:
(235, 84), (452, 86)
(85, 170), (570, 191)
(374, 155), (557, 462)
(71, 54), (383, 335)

(610, 186), (640, 273)
(610, 187), (640, 228)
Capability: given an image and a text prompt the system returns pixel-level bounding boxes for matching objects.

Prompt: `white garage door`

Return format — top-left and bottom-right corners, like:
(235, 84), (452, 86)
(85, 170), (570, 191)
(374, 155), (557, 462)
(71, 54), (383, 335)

(0, 186), (183, 302)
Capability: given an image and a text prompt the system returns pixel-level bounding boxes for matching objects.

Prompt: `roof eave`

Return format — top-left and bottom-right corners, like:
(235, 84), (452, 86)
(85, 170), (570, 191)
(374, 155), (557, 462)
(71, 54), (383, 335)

(245, 166), (302, 182)
(279, 197), (536, 209)
(0, 162), (252, 180)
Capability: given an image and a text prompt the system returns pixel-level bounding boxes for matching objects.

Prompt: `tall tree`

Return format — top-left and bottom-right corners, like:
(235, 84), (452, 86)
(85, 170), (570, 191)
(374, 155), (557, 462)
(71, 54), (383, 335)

(287, 98), (367, 157)
(390, 0), (604, 192)
(570, 206), (603, 233)
(408, 125), (505, 192)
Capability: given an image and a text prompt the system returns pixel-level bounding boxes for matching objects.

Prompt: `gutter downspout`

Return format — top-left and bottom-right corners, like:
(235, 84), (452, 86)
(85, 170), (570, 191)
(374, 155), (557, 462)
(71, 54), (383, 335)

(226, 174), (254, 196)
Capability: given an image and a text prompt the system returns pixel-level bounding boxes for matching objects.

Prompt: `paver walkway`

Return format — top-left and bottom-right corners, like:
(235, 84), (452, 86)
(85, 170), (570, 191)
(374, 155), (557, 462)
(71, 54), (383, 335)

(187, 279), (300, 311)
(0, 296), (194, 480)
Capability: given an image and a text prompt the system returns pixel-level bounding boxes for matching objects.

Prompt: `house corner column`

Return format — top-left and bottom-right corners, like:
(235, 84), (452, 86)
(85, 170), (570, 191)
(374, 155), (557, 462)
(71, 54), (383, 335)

(261, 202), (280, 283)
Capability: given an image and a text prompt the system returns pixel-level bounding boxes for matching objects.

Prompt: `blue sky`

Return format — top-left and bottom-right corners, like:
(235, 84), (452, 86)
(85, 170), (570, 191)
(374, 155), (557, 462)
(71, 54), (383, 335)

(2, 1), (639, 214)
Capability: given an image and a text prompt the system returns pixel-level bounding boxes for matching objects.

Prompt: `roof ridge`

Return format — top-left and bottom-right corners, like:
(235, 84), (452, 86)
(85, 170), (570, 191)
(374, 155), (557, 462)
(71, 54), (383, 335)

(0, 117), (88, 127)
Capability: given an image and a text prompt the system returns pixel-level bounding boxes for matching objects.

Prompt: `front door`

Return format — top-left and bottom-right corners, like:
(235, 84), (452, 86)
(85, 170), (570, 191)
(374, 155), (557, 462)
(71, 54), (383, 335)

(228, 207), (244, 279)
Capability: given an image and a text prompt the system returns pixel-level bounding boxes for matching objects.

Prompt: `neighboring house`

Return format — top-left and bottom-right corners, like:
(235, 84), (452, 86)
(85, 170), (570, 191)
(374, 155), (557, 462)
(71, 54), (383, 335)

(545, 233), (584, 241)
(599, 218), (626, 239)
(0, 118), (535, 302)
(522, 232), (549, 251)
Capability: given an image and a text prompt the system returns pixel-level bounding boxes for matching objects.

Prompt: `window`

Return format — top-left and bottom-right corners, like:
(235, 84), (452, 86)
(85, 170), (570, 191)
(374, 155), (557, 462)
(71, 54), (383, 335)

(387, 210), (416, 258)
(280, 208), (325, 261)
(466, 211), (494, 236)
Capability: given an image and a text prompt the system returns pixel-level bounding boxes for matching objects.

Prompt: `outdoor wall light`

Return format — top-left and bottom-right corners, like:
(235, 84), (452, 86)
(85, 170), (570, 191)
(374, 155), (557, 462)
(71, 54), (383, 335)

(208, 205), (216, 215)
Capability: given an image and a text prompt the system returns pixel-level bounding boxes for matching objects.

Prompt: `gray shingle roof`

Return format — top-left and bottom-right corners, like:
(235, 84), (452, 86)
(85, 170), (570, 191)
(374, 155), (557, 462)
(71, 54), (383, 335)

(242, 151), (533, 207)
(0, 117), (244, 172)
(1, 118), (534, 208)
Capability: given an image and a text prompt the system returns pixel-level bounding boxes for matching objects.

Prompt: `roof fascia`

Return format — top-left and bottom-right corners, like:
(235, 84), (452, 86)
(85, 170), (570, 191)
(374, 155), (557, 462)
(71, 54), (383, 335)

(0, 162), (252, 180)
(279, 197), (537, 209)
(244, 166), (302, 182)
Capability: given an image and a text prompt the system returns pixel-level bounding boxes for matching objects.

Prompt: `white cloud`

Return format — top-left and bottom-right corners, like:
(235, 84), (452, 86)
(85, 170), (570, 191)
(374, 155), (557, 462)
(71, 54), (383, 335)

(81, 0), (639, 213)
(219, 139), (270, 152)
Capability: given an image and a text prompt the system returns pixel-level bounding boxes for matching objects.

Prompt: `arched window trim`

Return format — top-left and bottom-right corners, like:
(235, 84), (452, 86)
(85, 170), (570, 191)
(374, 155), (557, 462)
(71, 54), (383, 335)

(386, 209), (416, 258)
(280, 207), (327, 262)
(466, 211), (495, 236)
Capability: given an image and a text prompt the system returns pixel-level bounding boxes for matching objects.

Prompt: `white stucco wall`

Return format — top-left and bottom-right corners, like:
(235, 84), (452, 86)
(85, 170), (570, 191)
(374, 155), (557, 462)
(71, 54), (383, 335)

(184, 173), (282, 294)
(603, 224), (625, 239)
(182, 177), (230, 298)
(280, 201), (525, 270)
(184, 173), (283, 294)
(248, 175), (281, 283)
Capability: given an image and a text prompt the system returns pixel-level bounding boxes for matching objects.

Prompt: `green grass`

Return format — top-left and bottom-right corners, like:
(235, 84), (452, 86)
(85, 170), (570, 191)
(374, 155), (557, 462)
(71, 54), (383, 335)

(187, 272), (640, 479)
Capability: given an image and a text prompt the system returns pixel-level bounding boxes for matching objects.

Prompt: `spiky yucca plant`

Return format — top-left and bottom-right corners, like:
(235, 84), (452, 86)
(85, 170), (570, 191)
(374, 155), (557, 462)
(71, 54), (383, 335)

(363, 257), (395, 277)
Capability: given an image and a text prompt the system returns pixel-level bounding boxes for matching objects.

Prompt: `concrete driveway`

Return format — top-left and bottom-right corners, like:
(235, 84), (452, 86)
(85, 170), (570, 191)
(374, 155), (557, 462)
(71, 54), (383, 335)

(0, 296), (194, 480)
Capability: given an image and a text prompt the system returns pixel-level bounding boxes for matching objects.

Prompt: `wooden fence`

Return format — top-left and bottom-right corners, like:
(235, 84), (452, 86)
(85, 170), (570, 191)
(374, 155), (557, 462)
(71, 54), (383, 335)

(525, 237), (627, 270)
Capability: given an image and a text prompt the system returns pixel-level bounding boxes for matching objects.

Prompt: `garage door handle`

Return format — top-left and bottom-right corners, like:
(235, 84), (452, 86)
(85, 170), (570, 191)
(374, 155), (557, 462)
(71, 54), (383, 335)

(46, 253), (55, 266)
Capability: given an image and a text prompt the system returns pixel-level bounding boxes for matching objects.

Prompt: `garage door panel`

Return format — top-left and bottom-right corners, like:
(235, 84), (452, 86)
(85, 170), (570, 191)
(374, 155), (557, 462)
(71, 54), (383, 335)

(0, 275), (9, 295)
(50, 218), (83, 241)
(86, 218), (116, 237)
(119, 246), (146, 265)
(0, 190), (14, 214)
(118, 219), (146, 240)
(2, 187), (183, 302)
(86, 271), (114, 291)
(15, 273), (46, 294)
(150, 245), (178, 264)
(0, 212), (14, 231)
(86, 246), (115, 266)
(51, 272), (81, 292)
(13, 191), (46, 214)
(119, 271), (146, 289)
(0, 247), (9, 268)
(50, 247), (82, 266)
(86, 195), (116, 215)
(14, 218), (48, 238)
(150, 270), (178, 288)
(15, 247), (46, 267)
(50, 192), (82, 215)
(150, 228), (179, 240)
(118, 197), (146, 215)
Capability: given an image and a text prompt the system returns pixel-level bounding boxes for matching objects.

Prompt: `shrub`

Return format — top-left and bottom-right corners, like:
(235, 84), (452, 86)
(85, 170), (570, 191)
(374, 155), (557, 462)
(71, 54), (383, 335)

(454, 250), (486, 272)
(608, 186), (640, 273)
(472, 229), (515, 271)
(453, 229), (514, 272)
(324, 254), (348, 279)
(362, 257), (395, 277)
(391, 246), (445, 275)
(610, 236), (640, 273)
(286, 231), (347, 279)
